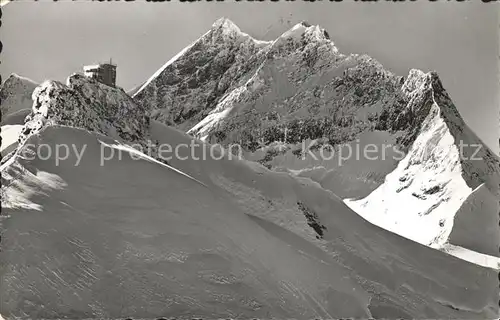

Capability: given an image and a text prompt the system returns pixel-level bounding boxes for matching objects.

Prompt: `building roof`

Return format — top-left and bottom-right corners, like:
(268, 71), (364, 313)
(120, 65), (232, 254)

(83, 63), (116, 72)
(83, 65), (101, 71)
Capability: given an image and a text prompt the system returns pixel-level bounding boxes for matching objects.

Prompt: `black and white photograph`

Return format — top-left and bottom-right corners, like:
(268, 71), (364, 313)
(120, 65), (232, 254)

(0, 1), (499, 319)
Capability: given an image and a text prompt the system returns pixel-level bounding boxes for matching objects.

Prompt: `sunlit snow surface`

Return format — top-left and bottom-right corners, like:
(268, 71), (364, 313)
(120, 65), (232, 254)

(0, 124), (23, 153)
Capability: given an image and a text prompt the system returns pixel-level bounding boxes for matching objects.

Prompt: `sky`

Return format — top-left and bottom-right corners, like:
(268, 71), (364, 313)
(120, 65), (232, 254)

(1, 1), (499, 152)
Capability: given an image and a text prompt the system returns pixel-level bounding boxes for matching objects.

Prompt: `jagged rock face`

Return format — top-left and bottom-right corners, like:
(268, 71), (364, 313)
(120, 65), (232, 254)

(17, 74), (150, 150)
(133, 18), (271, 131)
(0, 74), (38, 120)
(187, 25), (409, 155)
(133, 19), (416, 156)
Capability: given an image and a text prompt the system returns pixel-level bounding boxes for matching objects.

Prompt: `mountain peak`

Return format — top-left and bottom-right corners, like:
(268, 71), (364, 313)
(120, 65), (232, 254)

(0, 73), (38, 119)
(428, 70), (447, 94)
(210, 17), (270, 47)
(211, 17), (242, 33)
(397, 68), (467, 140)
(402, 69), (446, 97)
(280, 21), (332, 44)
(2, 73), (37, 87)
(299, 20), (312, 28)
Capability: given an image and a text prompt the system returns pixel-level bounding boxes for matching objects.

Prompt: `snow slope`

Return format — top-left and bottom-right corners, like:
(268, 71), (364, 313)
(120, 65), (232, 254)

(441, 244), (500, 270)
(0, 74), (38, 122)
(243, 130), (401, 199)
(152, 120), (499, 315)
(0, 123), (498, 319)
(1, 127), (372, 319)
(0, 126), (369, 319)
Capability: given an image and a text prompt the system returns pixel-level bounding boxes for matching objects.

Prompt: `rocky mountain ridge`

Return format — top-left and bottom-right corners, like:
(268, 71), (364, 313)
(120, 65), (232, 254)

(1, 73), (154, 168)
(133, 18), (271, 131)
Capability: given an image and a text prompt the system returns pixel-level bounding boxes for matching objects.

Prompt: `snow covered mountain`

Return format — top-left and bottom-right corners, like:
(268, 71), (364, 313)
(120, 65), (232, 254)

(132, 18), (500, 259)
(0, 74), (38, 124)
(133, 18), (271, 131)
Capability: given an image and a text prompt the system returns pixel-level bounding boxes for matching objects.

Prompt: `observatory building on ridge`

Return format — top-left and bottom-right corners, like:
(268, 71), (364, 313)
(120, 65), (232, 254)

(83, 61), (116, 87)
